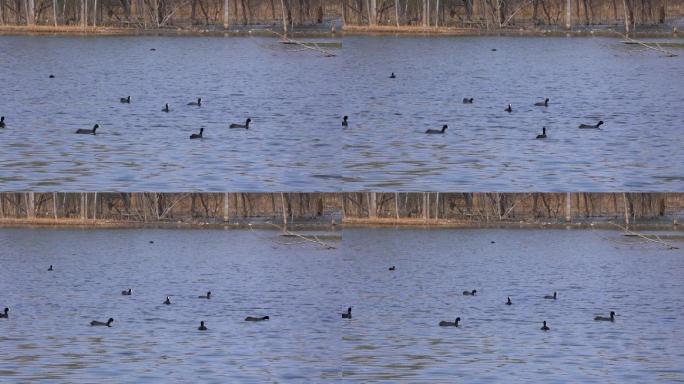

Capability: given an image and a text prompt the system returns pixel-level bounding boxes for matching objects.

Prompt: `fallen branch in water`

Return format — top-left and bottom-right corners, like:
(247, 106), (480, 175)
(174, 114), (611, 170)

(266, 222), (336, 249)
(609, 222), (679, 249)
(616, 31), (678, 57)
(268, 30), (336, 57)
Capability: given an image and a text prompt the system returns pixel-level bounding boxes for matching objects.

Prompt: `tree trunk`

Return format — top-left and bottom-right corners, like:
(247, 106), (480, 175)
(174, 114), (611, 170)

(365, 0), (370, 25)
(394, 0), (398, 26)
(52, 0), (57, 26)
(1, 0), (5, 25)
(622, 0), (629, 33)
(280, 0), (287, 33)
(369, 0), (375, 24)
(434, 0), (439, 26)
(341, 0), (346, 25)
(565, 0), (571, 28)
(26, 0), (35, 25)
(223, 0), (229, 28)
(240, 0), (247, 24)
(93, 0), (97, 26)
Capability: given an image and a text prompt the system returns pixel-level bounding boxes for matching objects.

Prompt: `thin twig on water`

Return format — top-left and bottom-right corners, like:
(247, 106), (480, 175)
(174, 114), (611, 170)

(268, 30), (337, 57)
(266, 222), (336, 249)
(609, 222), (679, 250)
(616, 31), (678, 57)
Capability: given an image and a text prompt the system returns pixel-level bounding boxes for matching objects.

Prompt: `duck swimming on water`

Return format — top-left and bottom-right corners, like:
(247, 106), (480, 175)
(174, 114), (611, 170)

(163, 296), (171, 305)
(505, 104), (512, 113)
(579, 120), (604, 129)
(594, 311), (615, 321)
(121, 288), (132, 296)
(162, 103), (170, 112)
(198, 321), (208, 330)
(190, 128), (203, 139)
(389, 266), (396, 271)
(425, 125), (448, 134)
(120, 96), (131, 103)
(0, 308), (8, 318)
(48, 265), (54, 271)
(534, 98), (549, 107)
(463, 289), (477, 296)
(506, 297), (512, 305)
(76, 124), (98, 135)
(544, 291), (557, 300)
(389, 72), (396, 79)
(198, 291), (211, 299)
(536, 127), (547, 139)
(230, 118), (251, 129)
(342, 116), (348, 127)
(0, 116), (5, 128)
(439, 317), (460, 327)
(462, 98), (474, 104)
(91, 318), (114, 327)
(342, 307), (352, 319)
(245, 316), (269, 321)
(188, 98), (202, 106)
(541, 321), (550, 331)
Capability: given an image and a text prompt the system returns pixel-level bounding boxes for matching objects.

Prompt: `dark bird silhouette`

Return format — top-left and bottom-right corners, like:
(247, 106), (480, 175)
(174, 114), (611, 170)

(389, 266), (396, 271)
(594, 311), (616, 322)
(198, 291), (211, 299)
(439, 317), (460, 327)
(342, 307), (352, 319)
(505, 104), (512, 113)
(48, 265), (54, 271)
(463, 289), (477, 296)
(91, 318), (114, 327)
(121, 288), (132, 296)
(163, 296), (171, 305)
(389, 72), (396, 79)
(544, 291), (557, 300)
(245, 316), (270, 321)
(534, 98), (549, 107)
(342, 116), (348, 127)
(462, 98), (474, 104)
(162, 103), (170, 112)
(0, 116), (4, 128)
(198, 321), (208, 330)
(120, 96), (131, 103)
(541, 321), (550, 331)
(49, 74), (55, 78)
(190, 128), (203, 139)
(506, 297), (512, 305)
(230, 118), (251, 129)
(188, 98), (202, 106)
(425, 125), (448, 134)
(0, 308), (8, 319)
(579, 120), (604, 129)
(536, 127), (547, 139)
(76, 124), (98, 135)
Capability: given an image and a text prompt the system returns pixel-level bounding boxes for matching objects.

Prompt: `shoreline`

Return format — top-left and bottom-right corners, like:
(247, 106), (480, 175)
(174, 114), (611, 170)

(0, 24), (681, 39)
(0, 217), (680, 231)
(1, 192), (682, 230)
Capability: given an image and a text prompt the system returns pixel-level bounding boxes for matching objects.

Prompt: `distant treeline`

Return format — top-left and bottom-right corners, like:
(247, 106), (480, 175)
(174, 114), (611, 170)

(0, 0), (680, 31)
(1, 192), (682, 227)
(342, 0), (681, 30)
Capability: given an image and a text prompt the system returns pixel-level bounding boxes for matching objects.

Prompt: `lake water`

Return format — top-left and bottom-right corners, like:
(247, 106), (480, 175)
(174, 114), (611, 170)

(1, 35), (684, 190)
(1, 227), (683, 381)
